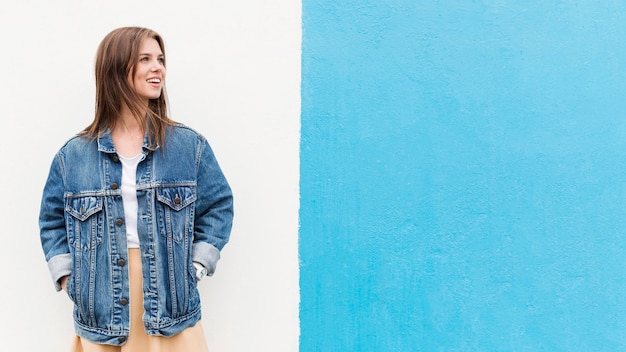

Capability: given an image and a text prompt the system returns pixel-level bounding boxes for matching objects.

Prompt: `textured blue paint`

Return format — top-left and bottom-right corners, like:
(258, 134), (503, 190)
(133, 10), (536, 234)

(301, 1), (626, 351)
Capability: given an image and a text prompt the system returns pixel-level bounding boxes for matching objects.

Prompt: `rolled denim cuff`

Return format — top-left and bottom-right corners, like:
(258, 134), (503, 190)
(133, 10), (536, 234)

(191, 242), (221, 276)
(48, 253), (72, 291)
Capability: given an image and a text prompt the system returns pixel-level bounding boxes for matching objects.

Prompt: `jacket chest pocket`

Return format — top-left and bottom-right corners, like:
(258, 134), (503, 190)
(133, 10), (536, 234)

(65, 196), (104, 251)
(156, 186), (196, 242)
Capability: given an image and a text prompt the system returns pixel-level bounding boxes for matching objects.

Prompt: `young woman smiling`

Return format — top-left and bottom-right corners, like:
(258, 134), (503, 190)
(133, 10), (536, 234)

(39, 27), (234, 352)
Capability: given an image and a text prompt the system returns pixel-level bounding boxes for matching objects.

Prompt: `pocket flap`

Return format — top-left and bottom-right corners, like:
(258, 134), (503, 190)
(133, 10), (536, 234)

(156, 186), (197, 211)
(66, 196), (103, 221)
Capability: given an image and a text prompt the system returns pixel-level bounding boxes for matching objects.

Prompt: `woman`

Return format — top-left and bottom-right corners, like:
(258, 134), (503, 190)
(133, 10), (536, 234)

(39, 27), (234, 351)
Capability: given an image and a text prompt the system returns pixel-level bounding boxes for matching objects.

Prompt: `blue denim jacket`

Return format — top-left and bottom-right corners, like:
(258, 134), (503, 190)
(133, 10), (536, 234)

(39, 124), (233, 345)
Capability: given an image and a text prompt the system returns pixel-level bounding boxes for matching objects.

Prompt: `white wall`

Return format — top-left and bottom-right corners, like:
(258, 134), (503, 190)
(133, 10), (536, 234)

(0, 1), (300, 351)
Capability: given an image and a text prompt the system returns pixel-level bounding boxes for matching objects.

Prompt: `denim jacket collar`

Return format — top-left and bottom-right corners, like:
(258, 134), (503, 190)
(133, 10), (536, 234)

(97, 128), (160, 153)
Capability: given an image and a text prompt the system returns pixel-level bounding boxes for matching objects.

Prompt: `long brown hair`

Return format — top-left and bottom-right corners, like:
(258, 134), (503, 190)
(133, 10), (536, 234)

(80, 27), (174, 147)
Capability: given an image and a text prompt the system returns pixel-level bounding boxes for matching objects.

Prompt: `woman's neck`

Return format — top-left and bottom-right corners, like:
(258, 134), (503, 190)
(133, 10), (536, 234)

(112, 103), (146, 158)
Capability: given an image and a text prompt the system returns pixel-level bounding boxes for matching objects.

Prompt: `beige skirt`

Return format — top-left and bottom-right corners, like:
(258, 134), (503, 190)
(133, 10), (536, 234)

(70, 249), (209, 352)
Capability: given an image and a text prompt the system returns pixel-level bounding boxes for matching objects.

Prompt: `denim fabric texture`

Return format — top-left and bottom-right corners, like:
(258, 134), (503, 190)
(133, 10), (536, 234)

(39, 124), (234, 345)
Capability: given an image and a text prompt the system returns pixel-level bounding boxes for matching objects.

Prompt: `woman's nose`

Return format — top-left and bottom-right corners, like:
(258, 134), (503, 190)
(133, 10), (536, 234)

(151, 60), (162, 71)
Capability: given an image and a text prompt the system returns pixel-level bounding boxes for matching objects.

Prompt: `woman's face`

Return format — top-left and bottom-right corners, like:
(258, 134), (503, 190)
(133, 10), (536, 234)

(131, 38), (166, 101)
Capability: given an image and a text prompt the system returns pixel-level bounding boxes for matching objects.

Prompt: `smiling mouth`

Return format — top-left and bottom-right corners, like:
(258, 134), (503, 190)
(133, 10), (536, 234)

(147, 78), (161, 83)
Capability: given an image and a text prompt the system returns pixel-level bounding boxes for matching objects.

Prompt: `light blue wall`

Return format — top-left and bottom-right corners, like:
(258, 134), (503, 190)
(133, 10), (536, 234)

(300, 1), (626, 351)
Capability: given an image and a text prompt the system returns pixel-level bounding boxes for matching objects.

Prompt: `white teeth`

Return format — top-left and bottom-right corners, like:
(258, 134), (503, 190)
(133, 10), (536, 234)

(147, 78), (161, 83)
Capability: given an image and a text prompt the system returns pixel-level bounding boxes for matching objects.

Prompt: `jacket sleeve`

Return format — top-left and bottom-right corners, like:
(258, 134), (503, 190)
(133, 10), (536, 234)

(39, 154), (71, 291)
(191, 138), (234, 276)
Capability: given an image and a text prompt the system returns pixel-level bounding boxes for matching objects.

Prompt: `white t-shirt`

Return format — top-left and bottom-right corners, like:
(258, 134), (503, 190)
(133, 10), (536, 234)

(119, 153), (142, 248)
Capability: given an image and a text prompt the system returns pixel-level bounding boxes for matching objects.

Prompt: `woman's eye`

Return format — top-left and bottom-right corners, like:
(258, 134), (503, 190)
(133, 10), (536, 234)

(140, 57), (149, 62)
(158, 58), (165, 64)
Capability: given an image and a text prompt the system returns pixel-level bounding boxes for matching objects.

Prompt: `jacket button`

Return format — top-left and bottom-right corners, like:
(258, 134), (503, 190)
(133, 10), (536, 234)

(111, 183), (119, 190)
(174, 197), (181, 204)
(80, 207), (86, 214)
(120, 298), (128, 306)
(115, 219), (123, 226)
(119, 336), (127, 343)
(112, 155), (119, 163)
(118, 259), (126, 266)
